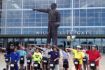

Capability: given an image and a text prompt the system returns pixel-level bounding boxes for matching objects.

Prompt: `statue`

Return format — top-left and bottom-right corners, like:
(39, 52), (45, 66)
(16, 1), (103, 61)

(33, 3), (60, 45)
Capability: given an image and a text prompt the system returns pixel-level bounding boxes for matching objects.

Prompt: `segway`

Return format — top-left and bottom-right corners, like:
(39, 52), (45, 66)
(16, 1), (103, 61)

(74, 59), (79, 70)
(10, 60), (18, 70)
(10, 62), (15, 70)
(63, 59), (69, 70)
(42, 57), (48, 70)
(49, 60), (55, 70)
(33, 61), (40, 70)
(27, 58), (32, 70)
(83, 57), (88, 70)
(90, 61), (96, 70)
(19, 56), (26, 70)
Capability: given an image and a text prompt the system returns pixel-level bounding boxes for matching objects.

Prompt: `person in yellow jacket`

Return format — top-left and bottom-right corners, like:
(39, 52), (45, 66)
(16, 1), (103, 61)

(66, 45), (85, 70)
(32, 48), (42, 64)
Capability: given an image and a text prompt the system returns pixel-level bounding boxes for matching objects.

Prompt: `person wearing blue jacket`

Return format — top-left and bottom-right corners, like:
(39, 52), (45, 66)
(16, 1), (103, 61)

(4, 44), (15, 70)
(5, 44), (15, 62)
(10, 47), (20, 70)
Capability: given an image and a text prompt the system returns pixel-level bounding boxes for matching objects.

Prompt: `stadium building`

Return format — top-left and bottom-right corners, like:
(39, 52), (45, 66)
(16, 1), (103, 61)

(0, 0), (105, 52)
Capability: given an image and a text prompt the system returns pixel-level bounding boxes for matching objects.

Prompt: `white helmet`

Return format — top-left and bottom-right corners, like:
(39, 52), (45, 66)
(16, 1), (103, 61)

(76, 45), (81, 48)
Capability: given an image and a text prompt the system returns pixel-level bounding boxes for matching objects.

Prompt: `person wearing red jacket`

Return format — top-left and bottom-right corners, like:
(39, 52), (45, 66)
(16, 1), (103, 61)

(86, 45), (101, 70)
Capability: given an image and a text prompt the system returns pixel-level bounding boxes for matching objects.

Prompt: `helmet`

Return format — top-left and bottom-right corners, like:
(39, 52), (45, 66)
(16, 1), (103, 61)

(76, 45), (81, 48)
(92, 45), (96, 48)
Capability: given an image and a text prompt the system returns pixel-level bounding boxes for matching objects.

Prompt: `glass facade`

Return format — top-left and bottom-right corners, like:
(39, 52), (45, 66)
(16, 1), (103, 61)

(1, 0), (105, 53)
(1, 0), (105, 34)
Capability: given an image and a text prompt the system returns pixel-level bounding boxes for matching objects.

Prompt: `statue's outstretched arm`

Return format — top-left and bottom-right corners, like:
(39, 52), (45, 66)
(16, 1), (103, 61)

(33, 8), (49, 13)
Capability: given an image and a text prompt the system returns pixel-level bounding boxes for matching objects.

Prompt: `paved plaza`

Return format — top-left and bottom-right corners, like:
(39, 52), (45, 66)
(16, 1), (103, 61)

(0, 53), (105, 70)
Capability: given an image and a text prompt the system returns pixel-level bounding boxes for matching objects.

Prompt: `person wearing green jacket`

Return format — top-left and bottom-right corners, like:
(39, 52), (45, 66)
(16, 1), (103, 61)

(32, 48), (42, 69)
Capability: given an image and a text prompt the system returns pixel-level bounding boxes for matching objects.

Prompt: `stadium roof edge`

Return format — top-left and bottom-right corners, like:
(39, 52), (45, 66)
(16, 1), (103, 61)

(0, 34), (105, 38)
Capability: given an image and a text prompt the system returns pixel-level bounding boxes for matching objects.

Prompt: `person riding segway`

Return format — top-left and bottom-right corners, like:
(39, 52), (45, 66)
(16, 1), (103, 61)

(86, 45), (101, 70)
(4, 44), (14, 70)
(66, 45), (85, 70)
(83, 56), (88, 70)
(9, 47), (20, 70)
(82, 46), (88, 70)
(17, 45), (27, 70)
(41, 44), (52, 70)
(90, 61), (96, 70)
(48, 45), (60, 70)
(62, 48), (70, 70)
(27, 57), (32, 70)
(32, 48), (42, 70)
(10, 60), (18, 70)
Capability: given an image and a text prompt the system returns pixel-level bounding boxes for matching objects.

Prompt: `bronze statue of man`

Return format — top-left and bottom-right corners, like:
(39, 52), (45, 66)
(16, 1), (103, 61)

(33, 3), (60, 45)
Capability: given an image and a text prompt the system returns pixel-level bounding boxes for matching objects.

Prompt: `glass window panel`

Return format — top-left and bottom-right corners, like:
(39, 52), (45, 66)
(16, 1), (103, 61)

(6, 28), (21, 34)
(8, 38), (14, 42)
(1, 28), (5, 34)
(63, 28), (71, 34)
(102, 39), (105, 46)
(80, 28), (86, 33)
(80, 39), (87, 44)
(86, 28), (101, 34)
(102, 17), (105, 26)
(60, 10), (71, 26)
(23, 0), (71, 9)
(73, 39), (80, 47)
(42, 38), (47, 44)
(94, 39), (102, 46)
(74, 0), (105, 8)
(1, 18), (5, 27)
(6, 11), (21, 26)
(57, 0), (71, 8)
(28, 38), (36, 44)
(73, 0), (79, 8)
(58, 28), (64, 34)
(23, 0), (54, 9)
(74, 28), (80, 33)
(7, 0), (22, 9)
(58, 39), (66, 46)
(87, 39), (94, 45)
(36, 38), (41, 44)
(21, 28), (48, 35)
(100, 28), (105, 34)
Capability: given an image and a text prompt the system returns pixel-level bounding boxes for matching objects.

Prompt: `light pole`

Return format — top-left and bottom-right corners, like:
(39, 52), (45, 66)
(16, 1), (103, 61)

(67, 35), (76, 48)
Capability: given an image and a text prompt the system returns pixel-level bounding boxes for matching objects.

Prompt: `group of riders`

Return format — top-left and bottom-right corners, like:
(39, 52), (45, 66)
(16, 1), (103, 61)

(3, 43), (101, 70)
